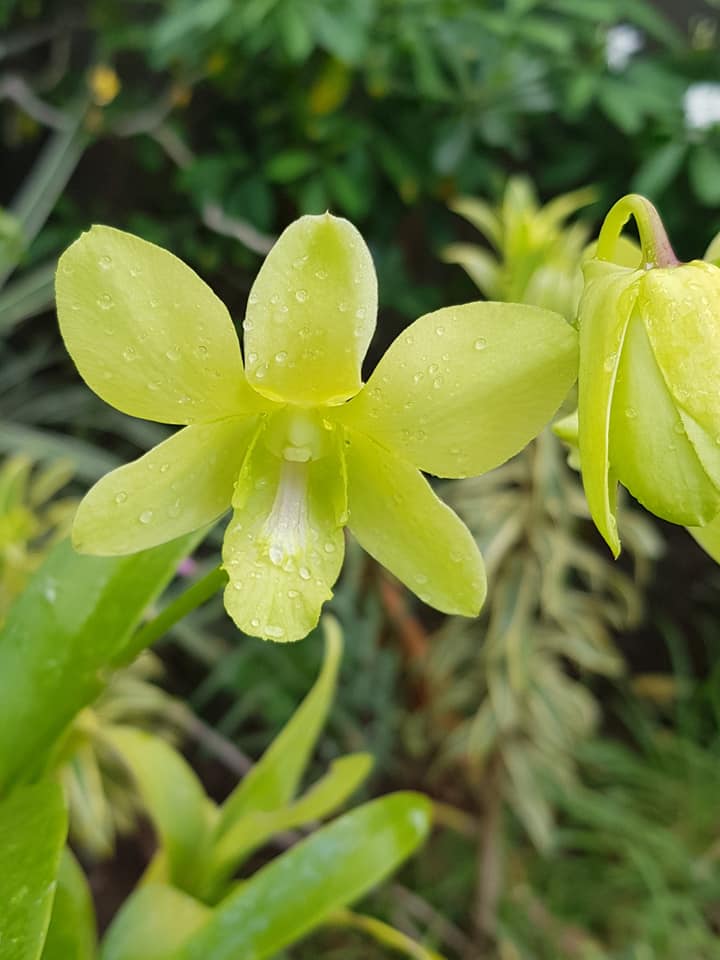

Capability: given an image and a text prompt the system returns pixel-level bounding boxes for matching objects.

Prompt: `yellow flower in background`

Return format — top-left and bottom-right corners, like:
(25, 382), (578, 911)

(56, 214), (578, 642)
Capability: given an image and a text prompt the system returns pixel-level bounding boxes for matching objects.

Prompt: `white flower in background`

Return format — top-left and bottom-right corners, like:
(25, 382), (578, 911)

(606, 24), (644, 72)
(683, 83), (720, 132)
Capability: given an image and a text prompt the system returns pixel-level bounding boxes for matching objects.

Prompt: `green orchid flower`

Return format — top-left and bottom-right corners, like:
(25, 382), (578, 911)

(577, 194), (720, 556)
(56, 214), (578, 642)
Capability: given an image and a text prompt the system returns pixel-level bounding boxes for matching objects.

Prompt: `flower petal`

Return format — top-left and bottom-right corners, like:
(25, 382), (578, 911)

(243, 214), (377, 406)
(641, 261), (720, 442)
(73, 416), (258, 554)
(56, 226), (266, 424)
(222, 434), (346, 642)
(610, 313), (720, 524)
(335, 301), (578, 479)
(577, 262), (639, 556)
(609, 314), (720, 525)
(344, 428), (486, 616)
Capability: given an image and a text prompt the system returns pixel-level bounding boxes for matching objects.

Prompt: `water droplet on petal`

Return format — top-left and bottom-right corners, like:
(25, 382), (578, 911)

(265, 624), (285, 639)
(122, 347), (136, 361)
(435, 325), (445, 336)
(474, 338), (487, 351)
(604, 352), (618, 372)
(97, 293), (113, 310)
(295, 289), (308, 303)
(625, 407), (637, 419)
(299, 566), (311, 580)
(274, 351), (288, 363)
(114, 491), (128, 504)
(139, 510), (153, 524)
(98, 255), (112, 270)
(323, 542), (336, 553)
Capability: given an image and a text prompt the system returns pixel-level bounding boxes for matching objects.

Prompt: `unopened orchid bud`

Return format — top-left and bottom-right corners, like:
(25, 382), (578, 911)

(578, 194), (720, 555)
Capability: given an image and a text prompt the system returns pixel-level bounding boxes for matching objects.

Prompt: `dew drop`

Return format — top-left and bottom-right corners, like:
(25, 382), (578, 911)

(150, 298), (160, 309)
(255, 363), (268, 380)
(114, 491), (128, 504)
(265, 624), (285, 639)
(274, 351), (288, 363)
(251, 617), (261, 628)
(165, 347), (180, 362)
(97, 293), (113, 310)
(315, 268), (328, 280)
(604, 353), (618, 372)
(293, 255), (308, 270)
(248, 292), (258, 305)
(323, 542), (336, 553)
(288, 589), (299, 598)
(299, 566), (311, 580)
(269, 544), (284, 566)
(98, 254), (112, 270)
(625, 407), (637, 419)
(270, 294), (280, 305)
(416, 573), (428, 585)
(247, 351), (258, 364)
(673, 421), (685, 435)
(159, 463), (170, 473)
(139, 510), (153, 524)
(428, 363), (439, 375)
(355, 307), (366, 319)
(295, 289), (308, 303)
(435, 325), (445, 336)
(433, 376), (444, 389)
(122, 346), (136, 361)
(338, 301), (349, 312)
(243, 318), (255, 332)
(474, 337), (487, 351)
(413, 371), (425, 384)
(197, 344), (208, 357)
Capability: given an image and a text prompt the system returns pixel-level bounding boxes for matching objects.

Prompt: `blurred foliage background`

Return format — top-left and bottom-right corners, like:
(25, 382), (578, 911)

(3, 0), (720, 957)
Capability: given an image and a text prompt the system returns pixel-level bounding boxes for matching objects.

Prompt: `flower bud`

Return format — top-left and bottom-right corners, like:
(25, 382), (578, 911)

(578, 253), (720, 555)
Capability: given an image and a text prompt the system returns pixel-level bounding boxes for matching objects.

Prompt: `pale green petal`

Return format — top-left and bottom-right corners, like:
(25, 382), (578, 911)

(577, 262), (639, 556)
(335, 301), (578, 479)
(243, 214), (377, 406)
(222, 433), (346, 642)
(73, 416), (258, 554)
(641, 261), (720, 442)
(56, 225), (265, 424)
(688, 510), (720, 564)
(344, 428), (485, 616)
(609, 315), (720, 525)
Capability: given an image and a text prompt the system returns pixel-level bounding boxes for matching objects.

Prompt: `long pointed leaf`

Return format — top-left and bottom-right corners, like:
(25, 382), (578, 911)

(178, 792), (432, 960)
(0, 532), (204, 790)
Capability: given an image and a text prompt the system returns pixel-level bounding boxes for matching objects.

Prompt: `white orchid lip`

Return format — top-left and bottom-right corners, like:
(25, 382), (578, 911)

(263, 459), (311, 572)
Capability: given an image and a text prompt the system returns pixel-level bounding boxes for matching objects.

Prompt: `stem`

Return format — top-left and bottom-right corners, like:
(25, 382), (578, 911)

(131, 564), (228, 654)
(596, 193), (679, 268)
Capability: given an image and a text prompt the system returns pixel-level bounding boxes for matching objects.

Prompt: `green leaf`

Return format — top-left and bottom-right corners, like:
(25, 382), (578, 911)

(177, 792), (432, 960)
(102, 727), (215, 891)
(100, 885), (210, 960)
(41, 850), (96, 960)
(689, 145), (720, 207)
(0, 532), (204, 790)
(207, 754), (373, 894)
(214, 617), (342, 835)
(0, 781), (67, 960)
(264, 150), (316, 184)
(631, 142), (687, 199)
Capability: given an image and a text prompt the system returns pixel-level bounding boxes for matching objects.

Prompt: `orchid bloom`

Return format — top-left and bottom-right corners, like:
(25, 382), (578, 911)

(56, 214), (577, 641)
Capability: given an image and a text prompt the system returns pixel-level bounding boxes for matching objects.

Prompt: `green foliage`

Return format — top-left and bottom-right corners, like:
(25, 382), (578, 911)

(0, 781), (67, 960)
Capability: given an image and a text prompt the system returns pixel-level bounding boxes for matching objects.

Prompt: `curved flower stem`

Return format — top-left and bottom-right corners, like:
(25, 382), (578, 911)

(596, 193), (679, 268)
(130, 564), (228, 655)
